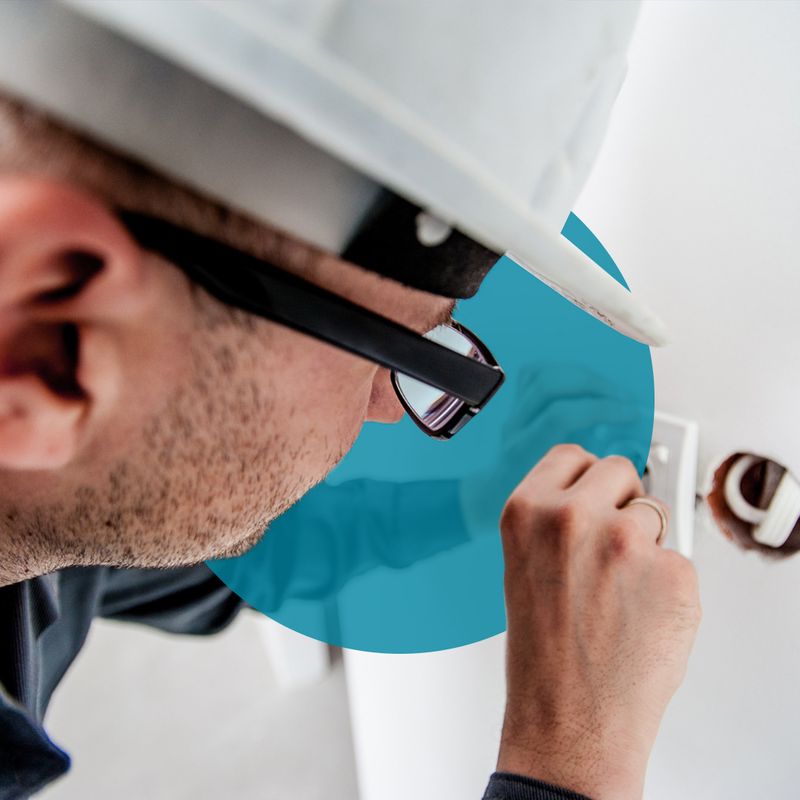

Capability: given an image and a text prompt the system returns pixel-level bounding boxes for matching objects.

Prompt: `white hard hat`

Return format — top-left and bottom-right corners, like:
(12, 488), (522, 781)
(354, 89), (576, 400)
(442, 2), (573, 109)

(0, 0), (667, 345)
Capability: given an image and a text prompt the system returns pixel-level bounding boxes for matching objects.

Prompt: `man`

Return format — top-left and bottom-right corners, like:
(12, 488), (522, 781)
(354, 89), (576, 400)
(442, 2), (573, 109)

(0, 2), (700, 799)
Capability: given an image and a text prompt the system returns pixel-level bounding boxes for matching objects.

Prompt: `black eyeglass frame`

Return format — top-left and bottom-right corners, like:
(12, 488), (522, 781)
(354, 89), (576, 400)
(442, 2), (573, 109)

(118, 210), (505, 435)
(390, 319), (502, 439)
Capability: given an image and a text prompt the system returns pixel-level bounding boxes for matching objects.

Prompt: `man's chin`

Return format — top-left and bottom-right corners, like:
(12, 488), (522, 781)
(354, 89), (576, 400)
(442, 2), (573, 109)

(206, 525), (270, 561)
(202, 448), (354, 564)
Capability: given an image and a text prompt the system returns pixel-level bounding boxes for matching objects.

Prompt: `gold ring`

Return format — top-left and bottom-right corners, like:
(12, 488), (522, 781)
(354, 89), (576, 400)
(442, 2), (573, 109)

(624, 497), (668, 545)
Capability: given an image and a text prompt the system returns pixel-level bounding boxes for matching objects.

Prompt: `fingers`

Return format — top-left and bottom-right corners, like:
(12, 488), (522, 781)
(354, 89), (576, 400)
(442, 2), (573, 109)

(515, 443), (598, 493)
(506, 445), (669, 550)
(572, 455), (645, 509)
(571, 455), (669, 546)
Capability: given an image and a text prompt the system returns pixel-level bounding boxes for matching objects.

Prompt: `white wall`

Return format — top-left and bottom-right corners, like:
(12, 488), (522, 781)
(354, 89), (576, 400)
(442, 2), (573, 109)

(41, 613), (358, 800)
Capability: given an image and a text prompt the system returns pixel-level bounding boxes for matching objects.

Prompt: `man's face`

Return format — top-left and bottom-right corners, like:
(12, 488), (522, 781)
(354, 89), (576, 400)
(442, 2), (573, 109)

(0, 176), (454, 575)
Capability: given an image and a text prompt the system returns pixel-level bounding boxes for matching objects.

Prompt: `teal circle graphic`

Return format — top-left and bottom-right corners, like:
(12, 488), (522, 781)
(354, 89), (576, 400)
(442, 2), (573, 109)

(208, 214), (654, 653)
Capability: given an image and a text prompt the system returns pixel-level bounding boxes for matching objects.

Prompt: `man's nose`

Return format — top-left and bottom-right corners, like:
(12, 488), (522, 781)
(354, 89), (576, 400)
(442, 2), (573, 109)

(365, 369), (405, 424)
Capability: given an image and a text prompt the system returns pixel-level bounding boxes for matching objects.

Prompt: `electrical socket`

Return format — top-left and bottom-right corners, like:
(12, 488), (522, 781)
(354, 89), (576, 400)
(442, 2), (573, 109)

(643, 411), (699, 558)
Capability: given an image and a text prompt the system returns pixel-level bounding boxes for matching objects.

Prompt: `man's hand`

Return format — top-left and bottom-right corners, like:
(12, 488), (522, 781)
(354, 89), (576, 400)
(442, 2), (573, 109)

(496, 444), (701, 800)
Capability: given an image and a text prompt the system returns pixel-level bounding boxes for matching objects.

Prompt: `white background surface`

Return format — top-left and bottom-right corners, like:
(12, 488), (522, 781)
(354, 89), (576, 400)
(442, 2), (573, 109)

(41, 613), (358, 800)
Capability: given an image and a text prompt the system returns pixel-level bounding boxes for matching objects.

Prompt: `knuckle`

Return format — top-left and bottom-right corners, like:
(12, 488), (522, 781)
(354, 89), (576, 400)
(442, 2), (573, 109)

(543, 499), (586, 539)
(501, 491), (590, 553)
(501, 490), (536, 523)
(500, 492), (538, 544)
(607, 515), (636, 538)
(604, 518), (639, 559)
(607, 453), (638, 473)
(547, 442), (589, 460)
(605, 454), (643, 484)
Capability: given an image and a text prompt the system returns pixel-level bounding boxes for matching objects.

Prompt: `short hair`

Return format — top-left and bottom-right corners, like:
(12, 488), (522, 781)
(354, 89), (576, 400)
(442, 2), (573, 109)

(0, 90), (329, 278)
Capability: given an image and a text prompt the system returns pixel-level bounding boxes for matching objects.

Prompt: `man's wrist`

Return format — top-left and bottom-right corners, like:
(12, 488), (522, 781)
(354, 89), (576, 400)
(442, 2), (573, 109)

(496, 731), (647, 800)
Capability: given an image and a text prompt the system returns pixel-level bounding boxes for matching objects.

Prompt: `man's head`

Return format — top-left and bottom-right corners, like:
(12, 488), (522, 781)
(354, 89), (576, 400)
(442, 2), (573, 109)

(0, 93), (455, 583)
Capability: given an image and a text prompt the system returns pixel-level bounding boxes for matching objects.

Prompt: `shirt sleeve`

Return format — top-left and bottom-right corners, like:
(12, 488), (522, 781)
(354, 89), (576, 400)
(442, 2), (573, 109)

(482, 772), (592, 800)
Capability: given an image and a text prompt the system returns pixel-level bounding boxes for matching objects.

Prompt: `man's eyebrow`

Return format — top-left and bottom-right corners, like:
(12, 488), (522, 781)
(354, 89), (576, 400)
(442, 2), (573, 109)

(424, 299), (457, 332)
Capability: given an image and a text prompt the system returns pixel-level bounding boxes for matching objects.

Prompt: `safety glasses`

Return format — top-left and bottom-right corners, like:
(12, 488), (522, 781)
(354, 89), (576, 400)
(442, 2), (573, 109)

(118, 211), (505, 439)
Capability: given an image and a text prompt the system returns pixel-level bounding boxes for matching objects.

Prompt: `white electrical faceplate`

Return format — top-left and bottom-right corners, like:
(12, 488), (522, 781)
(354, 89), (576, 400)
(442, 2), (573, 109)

(643, 411), (699, 558)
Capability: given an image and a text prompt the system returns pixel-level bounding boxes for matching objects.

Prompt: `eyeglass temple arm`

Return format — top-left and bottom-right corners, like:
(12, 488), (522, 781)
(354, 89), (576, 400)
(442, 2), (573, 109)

(119, 211), (503, 408)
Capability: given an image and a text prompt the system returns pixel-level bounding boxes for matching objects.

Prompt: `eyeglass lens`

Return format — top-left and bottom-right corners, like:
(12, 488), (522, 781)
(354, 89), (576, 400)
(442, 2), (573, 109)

(394, 324), (487, 433)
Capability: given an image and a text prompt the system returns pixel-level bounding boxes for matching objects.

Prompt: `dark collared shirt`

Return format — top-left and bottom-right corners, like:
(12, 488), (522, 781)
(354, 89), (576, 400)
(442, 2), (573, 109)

(0, 565), (242, 798)
(0, 565), (587, 799)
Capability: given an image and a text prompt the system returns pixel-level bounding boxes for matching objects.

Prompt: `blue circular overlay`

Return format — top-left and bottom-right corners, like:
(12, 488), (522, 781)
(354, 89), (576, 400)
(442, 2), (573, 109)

(208, 214), (654, 653)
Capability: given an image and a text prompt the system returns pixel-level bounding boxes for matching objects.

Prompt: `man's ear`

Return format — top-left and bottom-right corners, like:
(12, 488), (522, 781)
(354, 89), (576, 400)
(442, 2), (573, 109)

(0, 176), (146, 470)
